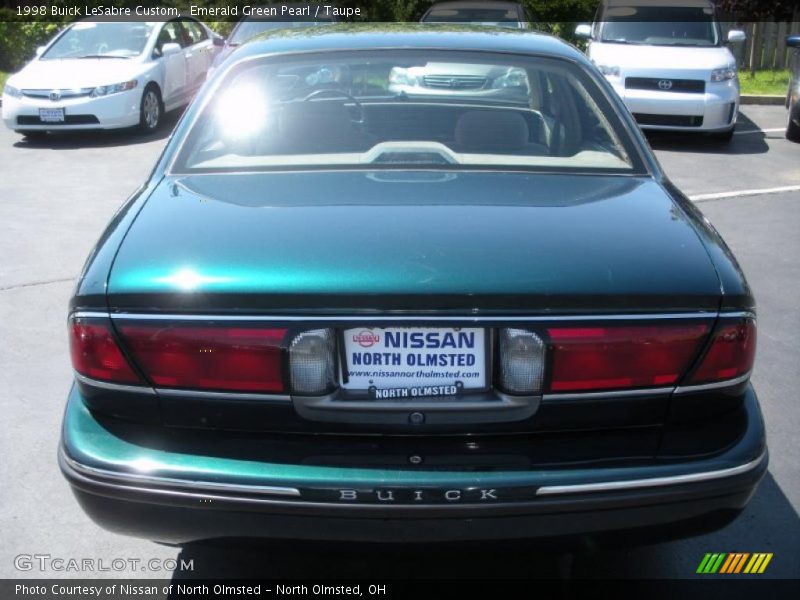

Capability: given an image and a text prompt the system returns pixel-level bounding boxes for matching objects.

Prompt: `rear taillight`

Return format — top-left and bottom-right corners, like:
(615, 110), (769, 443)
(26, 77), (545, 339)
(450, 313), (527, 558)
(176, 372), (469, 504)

(546, 324), (709, 393)
(687, 318), (756, 385)
(69, 321), (141, 384)
(118, 325), (287, 393)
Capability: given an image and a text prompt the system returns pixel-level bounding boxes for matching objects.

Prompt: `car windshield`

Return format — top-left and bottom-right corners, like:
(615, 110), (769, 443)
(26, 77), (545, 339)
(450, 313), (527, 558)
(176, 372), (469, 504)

(600, 6), (719, 46)
(41, 22), (156, 59)
(422, 8), (522, 27)
(175, 50), (636, 174)
(229, 18), (334, 46)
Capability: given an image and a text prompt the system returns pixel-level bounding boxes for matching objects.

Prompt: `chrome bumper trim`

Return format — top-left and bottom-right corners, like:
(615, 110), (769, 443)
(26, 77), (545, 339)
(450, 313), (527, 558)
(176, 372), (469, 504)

(60, 449), (302, 498)
(674, 371), (752, 395)
(535, 450), (767, 496)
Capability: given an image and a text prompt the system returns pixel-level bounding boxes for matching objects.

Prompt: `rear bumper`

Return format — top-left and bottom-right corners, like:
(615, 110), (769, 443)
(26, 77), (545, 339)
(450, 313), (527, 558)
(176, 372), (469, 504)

(60, 385), (768, 544)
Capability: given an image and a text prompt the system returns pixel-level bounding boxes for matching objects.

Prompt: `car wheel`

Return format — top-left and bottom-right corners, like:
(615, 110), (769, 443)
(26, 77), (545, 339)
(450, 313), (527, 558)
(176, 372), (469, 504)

(15, 130), (47, 140)
(787, 101), (800, 143)
(138, 85), (163, 133)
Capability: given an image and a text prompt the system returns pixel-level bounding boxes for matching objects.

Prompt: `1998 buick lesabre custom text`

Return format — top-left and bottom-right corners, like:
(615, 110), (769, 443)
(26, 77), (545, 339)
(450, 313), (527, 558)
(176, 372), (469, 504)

(60, 26), (767, 544)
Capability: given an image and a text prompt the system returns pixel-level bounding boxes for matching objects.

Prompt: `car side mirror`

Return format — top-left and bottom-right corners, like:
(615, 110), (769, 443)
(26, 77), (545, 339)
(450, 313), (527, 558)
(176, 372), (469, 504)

(787, 35), (800, 48)
(213, 35), (225, 47)
(575, 24), (592, 39)
(35, 46), (46, 56)
(727, 30), (746, 44)
(160, 42), (182, 57)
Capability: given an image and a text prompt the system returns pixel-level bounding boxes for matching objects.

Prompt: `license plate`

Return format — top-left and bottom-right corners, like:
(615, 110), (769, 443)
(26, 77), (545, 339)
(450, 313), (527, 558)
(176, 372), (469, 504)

(39, 108), (64, 123)
(341, 327), (486, 396)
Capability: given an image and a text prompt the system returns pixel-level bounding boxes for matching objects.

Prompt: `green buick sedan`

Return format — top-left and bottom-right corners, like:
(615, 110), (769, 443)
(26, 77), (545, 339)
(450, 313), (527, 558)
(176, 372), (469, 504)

(61, 25), (767, 544)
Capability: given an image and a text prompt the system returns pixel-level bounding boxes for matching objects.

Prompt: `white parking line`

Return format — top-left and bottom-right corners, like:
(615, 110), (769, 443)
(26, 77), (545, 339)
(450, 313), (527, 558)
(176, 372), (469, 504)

(734, 127), (786, 136)
(690, 185), (800, 202)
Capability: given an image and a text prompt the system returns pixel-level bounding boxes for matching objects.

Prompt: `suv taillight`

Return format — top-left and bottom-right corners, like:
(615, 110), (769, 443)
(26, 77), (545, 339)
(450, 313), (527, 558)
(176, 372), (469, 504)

(687, 318), (756, 385)
(69, 321), (142, 384)
(545, 324), (710, 393)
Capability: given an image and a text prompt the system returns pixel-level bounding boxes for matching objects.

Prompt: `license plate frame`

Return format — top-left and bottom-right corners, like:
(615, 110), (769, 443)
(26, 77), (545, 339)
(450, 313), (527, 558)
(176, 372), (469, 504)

(340, 327), (490, 397)
(39, 108), (65, 123)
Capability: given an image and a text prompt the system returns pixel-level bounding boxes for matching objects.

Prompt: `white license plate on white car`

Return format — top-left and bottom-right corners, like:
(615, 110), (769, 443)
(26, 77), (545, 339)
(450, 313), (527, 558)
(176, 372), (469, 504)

(341, 327), (487, 398)
(39, 108), (64, 123)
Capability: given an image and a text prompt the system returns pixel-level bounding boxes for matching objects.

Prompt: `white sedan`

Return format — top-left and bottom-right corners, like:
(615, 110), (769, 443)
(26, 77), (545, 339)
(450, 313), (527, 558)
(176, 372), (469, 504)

(2, 18), (219, 138)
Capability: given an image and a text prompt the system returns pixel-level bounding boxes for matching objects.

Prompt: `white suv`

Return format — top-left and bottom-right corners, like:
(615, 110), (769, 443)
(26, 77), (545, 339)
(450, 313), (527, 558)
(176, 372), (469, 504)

(577, 0), (746, 141)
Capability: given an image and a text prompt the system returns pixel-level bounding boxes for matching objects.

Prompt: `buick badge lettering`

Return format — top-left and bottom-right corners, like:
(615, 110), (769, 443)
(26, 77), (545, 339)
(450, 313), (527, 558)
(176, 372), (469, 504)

(334, 488), (500, 503)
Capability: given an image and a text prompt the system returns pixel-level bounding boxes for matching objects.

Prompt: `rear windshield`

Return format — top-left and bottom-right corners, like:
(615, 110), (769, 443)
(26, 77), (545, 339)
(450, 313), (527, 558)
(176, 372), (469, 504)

(174, 50), (638, 174)
(600, 6), (719, 46)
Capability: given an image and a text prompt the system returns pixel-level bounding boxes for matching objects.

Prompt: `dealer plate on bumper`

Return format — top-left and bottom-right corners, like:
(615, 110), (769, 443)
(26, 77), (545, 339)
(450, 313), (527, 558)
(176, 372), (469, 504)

(341, 328), (487, 396)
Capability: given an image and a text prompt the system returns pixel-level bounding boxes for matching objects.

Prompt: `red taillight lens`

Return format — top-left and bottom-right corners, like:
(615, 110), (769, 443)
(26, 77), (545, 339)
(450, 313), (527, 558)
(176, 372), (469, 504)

(688, 319), (756, 385)
(118, 325), (287, 393)
(546, 324), (709, 393)
(69, 322), (141, 384)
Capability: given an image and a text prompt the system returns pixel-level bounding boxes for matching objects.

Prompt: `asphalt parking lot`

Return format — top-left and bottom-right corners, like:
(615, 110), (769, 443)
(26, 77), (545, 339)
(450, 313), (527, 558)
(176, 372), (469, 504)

(0, 105), (798, 580)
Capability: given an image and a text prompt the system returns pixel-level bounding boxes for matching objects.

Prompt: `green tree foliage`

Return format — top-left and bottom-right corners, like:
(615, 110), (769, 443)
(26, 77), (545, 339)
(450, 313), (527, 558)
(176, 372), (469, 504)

(718, 0), (800, 21)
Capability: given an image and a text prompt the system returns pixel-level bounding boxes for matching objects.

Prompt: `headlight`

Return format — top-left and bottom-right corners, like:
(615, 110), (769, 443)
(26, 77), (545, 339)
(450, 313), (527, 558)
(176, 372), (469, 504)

(389, 68), (417, 87)
(90, 80), (138, 97)
(492, 68), (528, 89)
(711, 64), (737, 82)
(3, 84), (22, 98)
(596, 64), (621, 78)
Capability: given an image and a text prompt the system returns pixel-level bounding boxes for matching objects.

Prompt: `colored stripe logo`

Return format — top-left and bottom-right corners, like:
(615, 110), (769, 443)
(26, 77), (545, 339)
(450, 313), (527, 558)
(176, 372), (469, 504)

(697, 553), (773, 574)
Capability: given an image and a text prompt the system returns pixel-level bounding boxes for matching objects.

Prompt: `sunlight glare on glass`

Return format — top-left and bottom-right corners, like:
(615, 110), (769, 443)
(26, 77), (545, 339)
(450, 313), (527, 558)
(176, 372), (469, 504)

(215, 81), (269, 140)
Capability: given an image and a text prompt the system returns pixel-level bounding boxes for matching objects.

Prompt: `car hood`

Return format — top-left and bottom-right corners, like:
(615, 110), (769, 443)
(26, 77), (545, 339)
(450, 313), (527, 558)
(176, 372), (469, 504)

(589, 42), (734, 72)
(9, 58), (145, 89)
(107, 171), (722, 313)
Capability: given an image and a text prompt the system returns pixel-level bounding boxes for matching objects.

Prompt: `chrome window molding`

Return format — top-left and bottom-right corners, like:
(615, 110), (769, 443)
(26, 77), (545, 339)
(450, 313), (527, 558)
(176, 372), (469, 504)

(535, 450), (767, 496)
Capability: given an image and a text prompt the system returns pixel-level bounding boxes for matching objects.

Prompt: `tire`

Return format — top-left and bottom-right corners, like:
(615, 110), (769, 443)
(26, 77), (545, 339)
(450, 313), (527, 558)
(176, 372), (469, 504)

(787, 101), (800, 143)
(15, 130), (47, 140)
(138, 85), (163, 133)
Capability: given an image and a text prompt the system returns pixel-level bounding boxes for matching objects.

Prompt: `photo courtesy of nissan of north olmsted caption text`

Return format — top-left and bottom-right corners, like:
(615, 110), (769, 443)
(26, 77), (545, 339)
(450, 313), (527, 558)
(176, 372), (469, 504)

(1, 0), (798, 596)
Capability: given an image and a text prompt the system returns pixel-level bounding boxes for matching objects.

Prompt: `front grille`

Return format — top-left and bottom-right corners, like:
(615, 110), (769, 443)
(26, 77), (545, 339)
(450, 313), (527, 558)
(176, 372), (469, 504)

(626, 77), (706, 94)
(17, 115), (100, 126)
(633, 113), (704, 127)
(422, 74), (487, 90)
(22, 88), (93, 100)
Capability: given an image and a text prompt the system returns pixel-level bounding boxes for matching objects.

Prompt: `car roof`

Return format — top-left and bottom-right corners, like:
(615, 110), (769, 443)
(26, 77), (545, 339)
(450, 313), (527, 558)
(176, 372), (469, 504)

(235, 24), (585, 63)
(602, 0), (714, 8)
